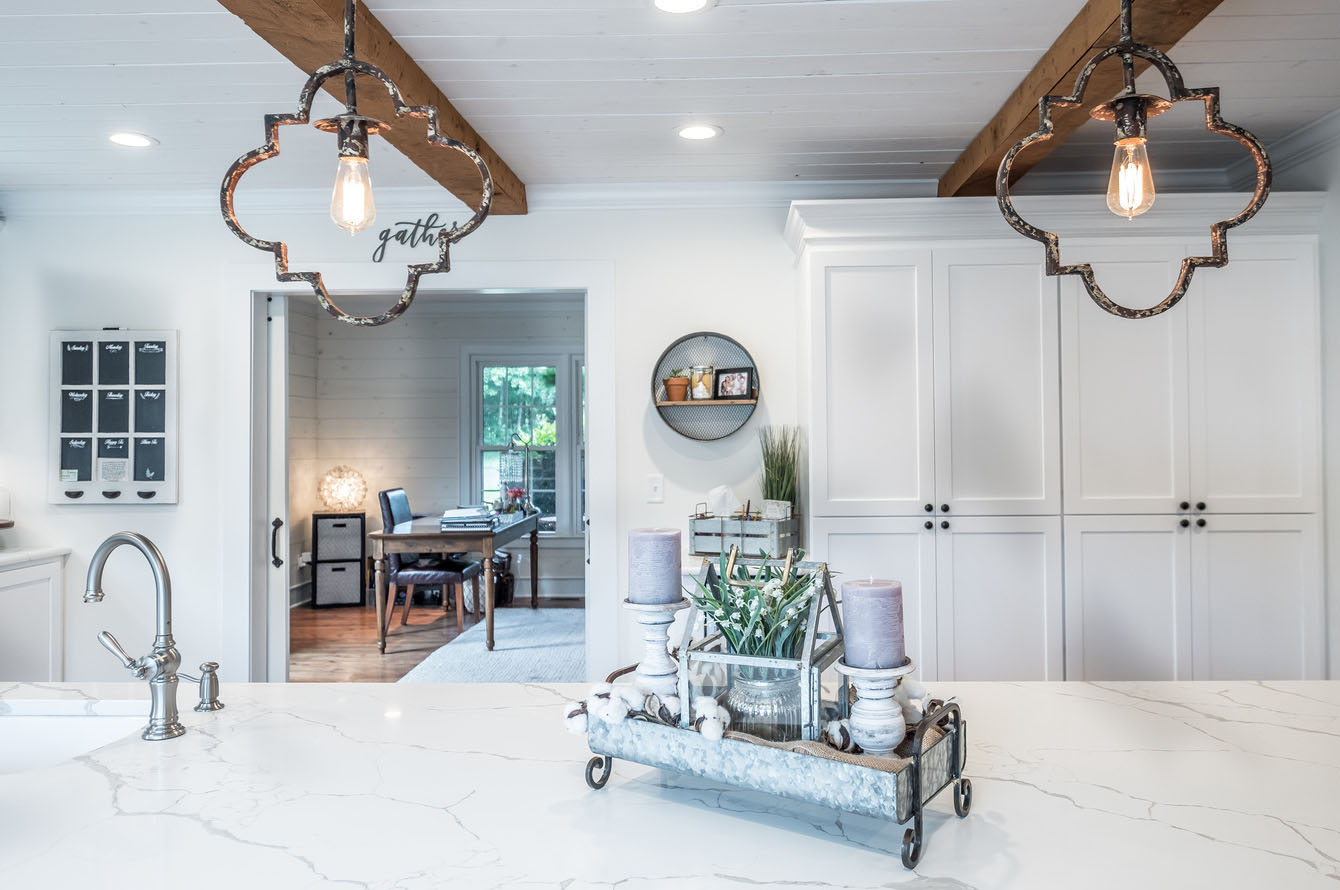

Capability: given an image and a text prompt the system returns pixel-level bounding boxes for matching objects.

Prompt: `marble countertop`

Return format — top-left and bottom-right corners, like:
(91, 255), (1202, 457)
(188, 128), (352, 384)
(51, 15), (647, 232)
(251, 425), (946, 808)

(0, 679), (1336, 888)
(0, 545), (71, 569)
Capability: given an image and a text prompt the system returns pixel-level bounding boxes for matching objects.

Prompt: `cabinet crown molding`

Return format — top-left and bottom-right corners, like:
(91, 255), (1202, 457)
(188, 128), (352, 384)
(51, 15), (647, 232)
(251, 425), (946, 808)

(784, 193), (1325, 256)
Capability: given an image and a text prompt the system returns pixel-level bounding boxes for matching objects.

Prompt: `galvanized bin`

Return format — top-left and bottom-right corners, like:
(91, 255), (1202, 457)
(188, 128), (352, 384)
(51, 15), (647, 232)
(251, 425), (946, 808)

(689, 515), (801, 556)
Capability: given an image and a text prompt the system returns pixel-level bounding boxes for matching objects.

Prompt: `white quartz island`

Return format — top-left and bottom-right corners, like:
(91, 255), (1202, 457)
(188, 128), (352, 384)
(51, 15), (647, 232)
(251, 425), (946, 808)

(1, 680), (1336, 888)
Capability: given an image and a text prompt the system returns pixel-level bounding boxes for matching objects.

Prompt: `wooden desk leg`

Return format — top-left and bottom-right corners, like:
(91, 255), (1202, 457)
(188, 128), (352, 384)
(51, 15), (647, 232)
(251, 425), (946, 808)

(530, 528), (540, 609)
(373, 556), (387, 654)
(484, 542), (496, 651)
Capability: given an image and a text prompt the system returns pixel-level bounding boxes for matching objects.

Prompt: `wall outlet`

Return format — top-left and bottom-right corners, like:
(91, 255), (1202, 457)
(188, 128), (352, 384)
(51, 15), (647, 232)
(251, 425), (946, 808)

(298, 550), (312, 567)
(647, 473), (664, 503)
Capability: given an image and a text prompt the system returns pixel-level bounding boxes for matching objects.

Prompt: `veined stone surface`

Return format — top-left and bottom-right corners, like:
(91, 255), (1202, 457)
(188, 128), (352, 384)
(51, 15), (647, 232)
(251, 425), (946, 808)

(0, 680), (1337, 888)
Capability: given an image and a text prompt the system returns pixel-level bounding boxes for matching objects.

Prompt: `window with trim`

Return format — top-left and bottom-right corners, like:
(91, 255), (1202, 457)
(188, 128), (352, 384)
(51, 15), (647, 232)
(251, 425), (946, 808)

(467, 350), (583, 536)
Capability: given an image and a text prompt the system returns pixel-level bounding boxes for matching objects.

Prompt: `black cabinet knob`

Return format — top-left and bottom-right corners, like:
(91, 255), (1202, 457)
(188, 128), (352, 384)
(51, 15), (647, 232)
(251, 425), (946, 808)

(940, 504), (950, 513)
(1180, 519), (1190, 528)
(924, 521), (933, 530)
(940, 520), (950, 530)
(1196, 502), (1206, 511)
(924, 503), (933, 512)
(1179, 501), (1190, 510)
(1196, 518), (1206, 528)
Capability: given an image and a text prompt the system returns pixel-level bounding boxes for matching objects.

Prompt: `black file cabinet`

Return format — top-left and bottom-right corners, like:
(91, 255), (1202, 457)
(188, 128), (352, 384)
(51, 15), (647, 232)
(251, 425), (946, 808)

(312, 512), (366, 607)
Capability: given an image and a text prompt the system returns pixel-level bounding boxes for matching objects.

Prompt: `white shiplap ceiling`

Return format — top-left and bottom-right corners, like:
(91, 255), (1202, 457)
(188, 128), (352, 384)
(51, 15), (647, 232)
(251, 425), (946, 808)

(0, 0), (1337, 198)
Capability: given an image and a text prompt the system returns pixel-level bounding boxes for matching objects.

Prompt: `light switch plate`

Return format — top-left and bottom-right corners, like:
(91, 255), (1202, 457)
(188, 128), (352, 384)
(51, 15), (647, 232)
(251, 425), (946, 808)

(647, 473), (664, 503)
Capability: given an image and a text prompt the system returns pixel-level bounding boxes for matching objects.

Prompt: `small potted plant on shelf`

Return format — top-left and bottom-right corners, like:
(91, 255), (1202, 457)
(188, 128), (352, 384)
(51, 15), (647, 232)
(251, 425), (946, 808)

(759, 424), (800, 520)
(663, 369), (690, 402)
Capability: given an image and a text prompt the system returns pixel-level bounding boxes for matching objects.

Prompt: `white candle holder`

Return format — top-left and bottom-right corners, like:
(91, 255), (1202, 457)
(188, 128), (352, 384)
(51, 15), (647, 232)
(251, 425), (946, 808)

(624, 597), (690, 698)
(834, 657), (917, 757)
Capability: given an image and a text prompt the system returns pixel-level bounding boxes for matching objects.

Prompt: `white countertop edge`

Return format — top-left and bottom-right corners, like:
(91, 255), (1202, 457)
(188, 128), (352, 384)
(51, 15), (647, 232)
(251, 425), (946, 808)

(0, 545), (72, 570)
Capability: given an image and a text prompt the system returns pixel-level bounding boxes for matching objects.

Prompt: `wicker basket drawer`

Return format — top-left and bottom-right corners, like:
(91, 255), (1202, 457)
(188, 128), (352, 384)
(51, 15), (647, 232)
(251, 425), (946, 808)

(314, 561), (364, 606)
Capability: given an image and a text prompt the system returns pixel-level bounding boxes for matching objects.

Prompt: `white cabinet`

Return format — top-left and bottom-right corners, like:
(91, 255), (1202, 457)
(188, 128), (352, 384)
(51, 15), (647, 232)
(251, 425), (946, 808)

(1065, 514), (1322, 681)
(1064, 515), (1192, 681)
(933, 250), (1061, 515)
(809, 516), (1063, 682)
(808, 517), (938, 679)
(808, 246), (1060, 517)
(0, 553), (67, 681)
(935, 516), (1062, 681)
(808, 248), (934, 517)
(1190, 514), (1323, 680)
(1062, 240), (1319, 515)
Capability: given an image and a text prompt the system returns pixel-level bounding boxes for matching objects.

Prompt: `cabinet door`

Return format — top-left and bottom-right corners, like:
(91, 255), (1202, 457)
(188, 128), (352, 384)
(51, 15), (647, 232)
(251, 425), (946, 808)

(809, 248), (934, 516)
(1060, 245), (1190, 513)
(808, 517), (938, 680)
(933, 249), (1060, 515)
(0, 561), (64, 681)
(934, 516), (1062, 680)
(1063, 515), (1192, 681)
(1187, 241), (1321, 514)
(1190, 514), (1323, 680)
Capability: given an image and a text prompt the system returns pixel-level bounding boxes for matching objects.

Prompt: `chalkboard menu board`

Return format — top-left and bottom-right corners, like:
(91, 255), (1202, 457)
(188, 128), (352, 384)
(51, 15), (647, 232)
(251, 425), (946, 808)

(49, 330), (178, 504)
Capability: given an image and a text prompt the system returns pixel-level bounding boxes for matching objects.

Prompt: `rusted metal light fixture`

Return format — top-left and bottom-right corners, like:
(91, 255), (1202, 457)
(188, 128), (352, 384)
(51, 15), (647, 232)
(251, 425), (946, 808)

(220, 0), (492, 326)
(996, 0), (1272, 320)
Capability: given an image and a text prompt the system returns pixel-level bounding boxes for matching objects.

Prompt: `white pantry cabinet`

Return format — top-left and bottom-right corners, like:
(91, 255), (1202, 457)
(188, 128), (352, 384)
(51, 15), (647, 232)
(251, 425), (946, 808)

(0, 550), (68, 681)
(1065, 514), (1323, 680)
(806, 245), (1059, 517)
(809, 516), (1063, 681)
(1061, 240), (1320, 515)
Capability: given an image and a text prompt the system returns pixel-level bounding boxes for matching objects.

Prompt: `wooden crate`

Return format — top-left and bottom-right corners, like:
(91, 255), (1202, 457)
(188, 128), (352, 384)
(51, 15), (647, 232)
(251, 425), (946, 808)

(689, 515), (801, 557)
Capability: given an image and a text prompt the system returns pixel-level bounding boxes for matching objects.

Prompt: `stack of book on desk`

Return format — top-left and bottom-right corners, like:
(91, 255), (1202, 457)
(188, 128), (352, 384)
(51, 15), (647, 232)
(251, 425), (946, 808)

(440, 506), (498, 531)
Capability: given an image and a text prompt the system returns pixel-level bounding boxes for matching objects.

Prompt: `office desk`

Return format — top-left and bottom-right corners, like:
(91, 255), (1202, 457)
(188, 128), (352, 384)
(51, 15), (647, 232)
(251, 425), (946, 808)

(368, 511), (540, 653)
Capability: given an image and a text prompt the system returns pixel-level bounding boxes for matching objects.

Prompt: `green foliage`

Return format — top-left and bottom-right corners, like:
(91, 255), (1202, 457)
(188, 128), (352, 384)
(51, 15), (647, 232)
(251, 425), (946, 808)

(759, 424), (801, 504)
(686, 551), (816, 660)
(482, 365), (557, 446)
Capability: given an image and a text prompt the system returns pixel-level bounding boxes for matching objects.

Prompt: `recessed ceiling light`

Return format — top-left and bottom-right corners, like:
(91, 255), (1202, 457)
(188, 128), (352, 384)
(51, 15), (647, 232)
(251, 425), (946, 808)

(654, 0), (714, 13)
(108, 132), (158, 148)
(678, 124), (722, 140)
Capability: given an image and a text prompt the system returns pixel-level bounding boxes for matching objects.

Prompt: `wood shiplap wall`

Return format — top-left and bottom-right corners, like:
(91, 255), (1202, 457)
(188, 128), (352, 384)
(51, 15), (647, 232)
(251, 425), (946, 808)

(289, 293), (586, 599)
(288, 300), (320, 606)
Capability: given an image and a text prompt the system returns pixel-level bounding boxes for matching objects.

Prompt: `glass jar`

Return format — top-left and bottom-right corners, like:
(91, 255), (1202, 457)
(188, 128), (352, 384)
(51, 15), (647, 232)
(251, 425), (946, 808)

(723, 665), (803, 742)
(689, 364), (715, 400)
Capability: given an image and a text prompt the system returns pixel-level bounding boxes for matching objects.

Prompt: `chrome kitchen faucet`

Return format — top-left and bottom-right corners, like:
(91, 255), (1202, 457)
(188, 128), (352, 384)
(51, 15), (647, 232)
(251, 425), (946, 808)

(85, 532), (222, 741)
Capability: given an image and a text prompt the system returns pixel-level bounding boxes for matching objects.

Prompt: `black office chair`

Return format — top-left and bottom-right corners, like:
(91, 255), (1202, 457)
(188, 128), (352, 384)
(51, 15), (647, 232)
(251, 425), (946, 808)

(378, 488), (483, 636)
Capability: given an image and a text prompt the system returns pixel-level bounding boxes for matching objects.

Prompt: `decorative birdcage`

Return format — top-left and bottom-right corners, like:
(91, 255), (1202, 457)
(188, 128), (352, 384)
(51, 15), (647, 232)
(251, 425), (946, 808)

(678, 547), (846, 742)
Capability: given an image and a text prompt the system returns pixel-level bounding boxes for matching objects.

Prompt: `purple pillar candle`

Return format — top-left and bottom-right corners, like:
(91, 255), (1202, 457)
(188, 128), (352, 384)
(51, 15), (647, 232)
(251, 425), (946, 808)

(841, 579), (906, 669)
(628, 528), (682, 604)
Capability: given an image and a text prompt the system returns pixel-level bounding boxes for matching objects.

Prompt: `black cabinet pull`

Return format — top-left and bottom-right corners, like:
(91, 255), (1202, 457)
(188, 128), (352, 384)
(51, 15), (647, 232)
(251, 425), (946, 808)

(332, 522), (347, 528)
(64, 490), (84, 499)
(271, 517), (284, 568)
(1179, 501), (1190, 510)
(1196, 518), (1207, 528)
(940, 520), (950, 530)
(101, 491), (121, 499)
(940, 504), (950, 513)
(1196, 502), (1206, 511)
(137, 491), (156, 499)
(924, 503), (933, 513)
(924, 520), (933, 530)
(331, 566), (346, 573)
(1180, 519), (1190, 528)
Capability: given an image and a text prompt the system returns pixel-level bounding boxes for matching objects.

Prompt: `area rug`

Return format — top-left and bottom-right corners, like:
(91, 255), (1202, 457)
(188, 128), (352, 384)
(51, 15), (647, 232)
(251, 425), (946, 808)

(398, 608), (585, 683)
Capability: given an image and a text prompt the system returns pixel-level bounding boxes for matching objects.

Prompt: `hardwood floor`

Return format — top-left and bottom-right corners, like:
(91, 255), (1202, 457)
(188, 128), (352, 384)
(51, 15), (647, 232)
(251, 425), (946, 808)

(288, 596), (583, 683)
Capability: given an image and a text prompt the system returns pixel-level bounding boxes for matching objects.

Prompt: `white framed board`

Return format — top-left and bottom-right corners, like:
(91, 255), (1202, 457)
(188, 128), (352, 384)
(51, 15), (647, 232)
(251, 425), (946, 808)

(49, 330), (178, 505)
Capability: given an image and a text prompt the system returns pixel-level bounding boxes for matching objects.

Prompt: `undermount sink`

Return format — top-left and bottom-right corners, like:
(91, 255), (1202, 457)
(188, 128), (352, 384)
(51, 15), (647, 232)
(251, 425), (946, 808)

(0, 699), (145, 773)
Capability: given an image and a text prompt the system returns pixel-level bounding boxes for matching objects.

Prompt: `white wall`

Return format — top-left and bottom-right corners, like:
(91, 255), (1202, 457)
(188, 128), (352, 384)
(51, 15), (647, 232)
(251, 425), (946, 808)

(1275, 120), (1340, 678)
(0, 198), (797, 680)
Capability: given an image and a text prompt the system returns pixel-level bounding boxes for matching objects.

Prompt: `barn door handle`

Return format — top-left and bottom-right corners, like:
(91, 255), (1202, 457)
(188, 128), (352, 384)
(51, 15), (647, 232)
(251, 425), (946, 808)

(271, 517), (284, 568)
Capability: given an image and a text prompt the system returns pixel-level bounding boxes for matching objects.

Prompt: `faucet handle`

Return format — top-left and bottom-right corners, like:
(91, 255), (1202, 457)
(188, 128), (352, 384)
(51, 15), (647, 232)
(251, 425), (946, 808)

(97, 631), (148, 679)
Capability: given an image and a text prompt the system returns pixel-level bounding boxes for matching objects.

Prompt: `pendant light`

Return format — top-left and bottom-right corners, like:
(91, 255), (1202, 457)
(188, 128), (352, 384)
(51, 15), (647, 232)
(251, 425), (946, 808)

(996, 0), (1272, 320)
(220, 0), (492, 326)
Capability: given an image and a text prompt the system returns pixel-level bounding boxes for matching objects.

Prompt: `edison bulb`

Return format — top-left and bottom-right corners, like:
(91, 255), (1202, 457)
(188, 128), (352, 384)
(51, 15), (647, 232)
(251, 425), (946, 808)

(1107, 138), (1155, 219)
(330, 156), (376, 234)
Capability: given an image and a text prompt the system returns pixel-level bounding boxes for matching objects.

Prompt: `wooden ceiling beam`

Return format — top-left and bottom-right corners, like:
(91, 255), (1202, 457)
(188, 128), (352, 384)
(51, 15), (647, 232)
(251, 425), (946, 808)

(216, 0), (526, 214)
(937, 0), (1225, 198)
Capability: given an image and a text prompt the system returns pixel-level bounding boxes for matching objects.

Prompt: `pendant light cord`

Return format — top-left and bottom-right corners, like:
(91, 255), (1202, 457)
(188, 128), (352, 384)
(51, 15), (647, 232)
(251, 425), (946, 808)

(343, 0), (357, 114)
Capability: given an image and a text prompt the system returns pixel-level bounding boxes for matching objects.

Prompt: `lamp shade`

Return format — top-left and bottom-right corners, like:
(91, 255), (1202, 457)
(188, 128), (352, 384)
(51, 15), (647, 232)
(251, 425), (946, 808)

(318, 465), (367, 511)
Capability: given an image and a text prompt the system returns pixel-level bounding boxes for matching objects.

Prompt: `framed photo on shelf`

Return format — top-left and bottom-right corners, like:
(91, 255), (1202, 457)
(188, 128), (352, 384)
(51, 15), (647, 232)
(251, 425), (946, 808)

(715, 367), (753, 400)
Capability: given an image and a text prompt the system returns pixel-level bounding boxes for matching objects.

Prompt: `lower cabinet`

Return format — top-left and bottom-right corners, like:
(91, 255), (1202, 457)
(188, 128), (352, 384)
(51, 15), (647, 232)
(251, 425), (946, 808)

(0, 556), (66, 681)
(1064, 514), (1322, 681)
(809, 516), (1062, 682)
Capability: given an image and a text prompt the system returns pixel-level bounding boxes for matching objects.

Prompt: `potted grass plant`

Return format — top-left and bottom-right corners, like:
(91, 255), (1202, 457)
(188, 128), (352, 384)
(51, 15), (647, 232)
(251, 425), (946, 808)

(663, 368), (690, 402)
(759, 424), (800, 520)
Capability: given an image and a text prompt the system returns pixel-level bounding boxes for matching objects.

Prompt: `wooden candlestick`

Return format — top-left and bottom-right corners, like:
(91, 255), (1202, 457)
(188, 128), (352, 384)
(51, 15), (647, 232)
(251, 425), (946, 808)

(835, 657), (916, 757)
(624, 597), (690, 698)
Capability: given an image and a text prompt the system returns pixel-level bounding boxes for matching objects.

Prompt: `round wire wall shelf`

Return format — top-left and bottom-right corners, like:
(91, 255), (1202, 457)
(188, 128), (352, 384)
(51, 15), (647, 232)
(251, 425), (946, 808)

(651, 332), (759, 441)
